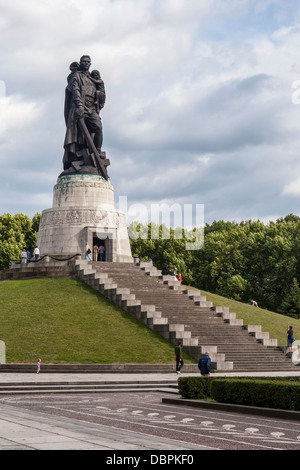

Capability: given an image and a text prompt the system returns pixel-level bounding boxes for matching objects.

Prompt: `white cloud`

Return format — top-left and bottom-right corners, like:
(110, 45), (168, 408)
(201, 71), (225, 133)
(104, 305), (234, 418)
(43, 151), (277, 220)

(282, 178), (300, 196)
(0, 95), (40, 140)
(1, 0), (300, 223)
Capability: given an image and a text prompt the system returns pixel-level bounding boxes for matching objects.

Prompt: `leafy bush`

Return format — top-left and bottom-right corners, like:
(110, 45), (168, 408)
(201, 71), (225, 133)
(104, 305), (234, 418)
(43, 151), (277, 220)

(211, 379), (300, 411)
(178, 376), (300, 410)
(178, 376), (213, 399)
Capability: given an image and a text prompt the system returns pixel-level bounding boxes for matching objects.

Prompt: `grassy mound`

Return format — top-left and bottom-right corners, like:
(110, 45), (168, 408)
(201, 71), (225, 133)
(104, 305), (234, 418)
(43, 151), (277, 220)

(0, 278), (196, 364)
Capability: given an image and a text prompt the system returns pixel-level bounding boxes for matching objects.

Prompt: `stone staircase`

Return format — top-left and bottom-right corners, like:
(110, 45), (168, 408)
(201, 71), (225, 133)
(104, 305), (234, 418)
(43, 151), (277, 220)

(74, 259), (298, 372)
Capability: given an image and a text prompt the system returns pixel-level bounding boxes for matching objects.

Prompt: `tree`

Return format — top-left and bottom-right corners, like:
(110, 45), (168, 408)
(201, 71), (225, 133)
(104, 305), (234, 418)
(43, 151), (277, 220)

(281, 278), (300, 318)
(0, 213), (41, 270)
(129, 222), (195, 285)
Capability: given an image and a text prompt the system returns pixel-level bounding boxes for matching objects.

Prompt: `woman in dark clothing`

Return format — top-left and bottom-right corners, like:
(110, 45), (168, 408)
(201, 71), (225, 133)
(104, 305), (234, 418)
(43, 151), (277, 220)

(175, 341), (184, 375)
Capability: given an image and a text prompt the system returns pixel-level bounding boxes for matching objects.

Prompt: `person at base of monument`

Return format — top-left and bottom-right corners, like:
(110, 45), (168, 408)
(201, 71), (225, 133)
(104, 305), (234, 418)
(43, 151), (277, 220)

(99, 245), (105, 262)
(21, 249), (27, 264)
(36, 358), (41, 374)
(33, 246), (40, 260)
(84, 243), (92, 261)
(175, 341), (184, 375)
(93, 244), (99, 262)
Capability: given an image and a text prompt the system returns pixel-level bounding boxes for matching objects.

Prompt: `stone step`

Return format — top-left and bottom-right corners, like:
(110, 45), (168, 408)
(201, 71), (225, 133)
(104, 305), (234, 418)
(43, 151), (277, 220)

(0, 382), (179, 393)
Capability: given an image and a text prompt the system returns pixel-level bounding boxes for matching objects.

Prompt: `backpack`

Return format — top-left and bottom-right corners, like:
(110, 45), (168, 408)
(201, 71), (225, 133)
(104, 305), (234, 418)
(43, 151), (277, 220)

(198, 355), (208, 370)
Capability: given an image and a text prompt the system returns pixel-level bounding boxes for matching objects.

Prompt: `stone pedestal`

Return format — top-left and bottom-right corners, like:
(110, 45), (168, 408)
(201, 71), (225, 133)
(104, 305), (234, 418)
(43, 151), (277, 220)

(37, 174), (132, 262)
(0, 341), (5, 364)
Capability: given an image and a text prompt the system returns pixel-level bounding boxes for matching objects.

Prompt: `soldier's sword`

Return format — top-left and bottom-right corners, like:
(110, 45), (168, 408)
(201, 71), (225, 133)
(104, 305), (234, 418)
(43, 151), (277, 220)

(78, 117), (110, 180)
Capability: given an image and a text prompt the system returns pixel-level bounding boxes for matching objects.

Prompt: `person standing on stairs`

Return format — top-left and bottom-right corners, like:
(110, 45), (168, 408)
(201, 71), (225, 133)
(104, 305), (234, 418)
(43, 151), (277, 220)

(175, 341), (184, 375)
(84, 243), (92, 261)
(287, 325), (295, 355)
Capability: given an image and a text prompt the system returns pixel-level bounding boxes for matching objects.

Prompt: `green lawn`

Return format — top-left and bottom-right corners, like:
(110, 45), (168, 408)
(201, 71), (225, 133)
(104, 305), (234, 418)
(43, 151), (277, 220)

(0, 278), (196, 364)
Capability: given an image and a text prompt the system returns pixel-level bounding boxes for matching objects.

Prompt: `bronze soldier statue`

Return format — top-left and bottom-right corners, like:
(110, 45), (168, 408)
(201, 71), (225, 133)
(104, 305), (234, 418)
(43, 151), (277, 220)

(62, 55), (109, 179)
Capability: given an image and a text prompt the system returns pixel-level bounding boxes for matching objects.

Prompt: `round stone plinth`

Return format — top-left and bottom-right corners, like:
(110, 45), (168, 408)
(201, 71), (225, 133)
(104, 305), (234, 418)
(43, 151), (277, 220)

(53, 174), (114, 210)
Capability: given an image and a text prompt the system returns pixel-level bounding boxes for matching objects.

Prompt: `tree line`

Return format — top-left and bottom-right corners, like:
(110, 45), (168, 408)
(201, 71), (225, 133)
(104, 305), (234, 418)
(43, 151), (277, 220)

(0, 212), (299, 318)
(129, 214), (300, 318)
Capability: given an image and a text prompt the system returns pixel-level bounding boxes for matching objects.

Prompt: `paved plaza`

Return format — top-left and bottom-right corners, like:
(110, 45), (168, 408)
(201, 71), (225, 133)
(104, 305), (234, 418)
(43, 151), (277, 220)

(0, 371), (300, 451)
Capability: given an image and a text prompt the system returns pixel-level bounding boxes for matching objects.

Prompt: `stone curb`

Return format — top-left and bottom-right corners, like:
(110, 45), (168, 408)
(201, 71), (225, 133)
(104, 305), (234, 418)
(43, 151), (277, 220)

(0, 363), (199, 374)
(162, 397), (300, 421)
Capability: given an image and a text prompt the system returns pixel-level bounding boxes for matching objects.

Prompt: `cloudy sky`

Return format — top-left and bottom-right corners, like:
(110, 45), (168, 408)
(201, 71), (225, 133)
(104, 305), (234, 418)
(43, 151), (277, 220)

(1, 0), (300, 227)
